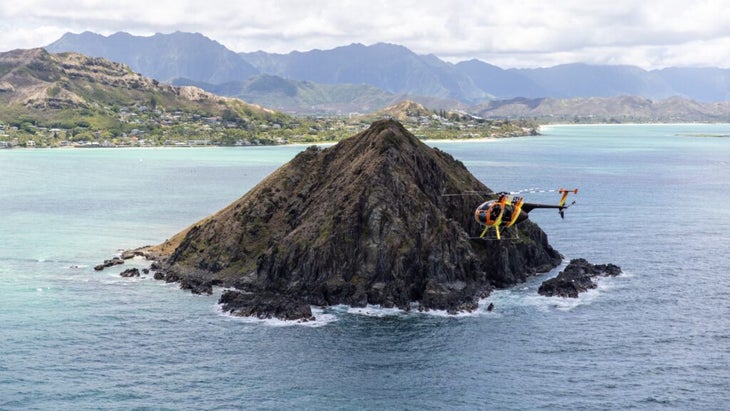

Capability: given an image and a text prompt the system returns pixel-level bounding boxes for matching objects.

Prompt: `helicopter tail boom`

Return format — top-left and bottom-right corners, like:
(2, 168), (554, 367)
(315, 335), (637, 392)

(522, 203), (564, 212)
(522, 188), (578, 219)
(522, 202), (575, 219)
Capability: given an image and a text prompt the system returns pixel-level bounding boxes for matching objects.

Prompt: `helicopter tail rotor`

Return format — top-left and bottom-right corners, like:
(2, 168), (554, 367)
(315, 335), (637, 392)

(558, 202), (575, 219)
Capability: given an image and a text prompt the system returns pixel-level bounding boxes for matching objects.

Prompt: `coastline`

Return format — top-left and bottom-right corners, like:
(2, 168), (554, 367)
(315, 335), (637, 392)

(0, 136), (507, 150)
(540, 121), (730, 129)
(8, 122), (729, 150)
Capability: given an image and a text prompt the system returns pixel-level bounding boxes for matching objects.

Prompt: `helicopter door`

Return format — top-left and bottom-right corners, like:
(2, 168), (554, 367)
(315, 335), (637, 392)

(486, 202), (503, 225)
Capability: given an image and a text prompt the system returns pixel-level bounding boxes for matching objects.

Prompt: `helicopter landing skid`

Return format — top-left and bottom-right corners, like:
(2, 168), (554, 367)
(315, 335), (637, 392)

(468, 231), (521, 241)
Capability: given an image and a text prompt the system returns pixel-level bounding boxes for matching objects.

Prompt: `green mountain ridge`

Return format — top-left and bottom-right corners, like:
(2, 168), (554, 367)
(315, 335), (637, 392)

(0, 48), (298, 146)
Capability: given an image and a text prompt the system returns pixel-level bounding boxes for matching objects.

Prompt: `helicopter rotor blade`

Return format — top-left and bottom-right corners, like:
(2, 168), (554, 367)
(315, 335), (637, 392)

(508, 188), (557, 195)
(441, 190), (494, 197)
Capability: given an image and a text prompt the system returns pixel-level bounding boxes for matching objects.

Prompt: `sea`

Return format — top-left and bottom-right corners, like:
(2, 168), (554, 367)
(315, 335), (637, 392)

(1, 124), (728, 410)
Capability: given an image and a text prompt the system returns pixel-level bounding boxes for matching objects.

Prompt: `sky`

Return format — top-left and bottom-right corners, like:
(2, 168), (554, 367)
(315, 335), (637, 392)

(1, 0), (729, 69)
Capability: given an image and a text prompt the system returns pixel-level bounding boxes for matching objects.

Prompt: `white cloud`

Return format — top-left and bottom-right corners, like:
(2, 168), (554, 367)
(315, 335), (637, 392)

(1, 0), (729, 69)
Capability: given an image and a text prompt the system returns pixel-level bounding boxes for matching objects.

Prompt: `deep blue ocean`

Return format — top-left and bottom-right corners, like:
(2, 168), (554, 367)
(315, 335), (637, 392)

(1, 124), (728, 410)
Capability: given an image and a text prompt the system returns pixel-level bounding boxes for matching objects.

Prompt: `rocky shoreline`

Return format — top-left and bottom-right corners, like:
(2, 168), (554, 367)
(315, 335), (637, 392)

(99, 251), (622, 318)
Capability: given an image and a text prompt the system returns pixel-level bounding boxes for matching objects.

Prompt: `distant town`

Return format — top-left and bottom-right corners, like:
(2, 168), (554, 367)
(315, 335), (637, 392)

(0, 103), (536, 149)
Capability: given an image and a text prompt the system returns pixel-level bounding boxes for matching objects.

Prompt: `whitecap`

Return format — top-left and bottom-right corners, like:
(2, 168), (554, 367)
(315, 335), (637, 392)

(491, 269), (626, 313)
(416, 307), (486, 318)
(214, 304), (338, 327)
(522, 287), (602, 312)
(346, 305), (406, 317)
(345, 302), (493, 319)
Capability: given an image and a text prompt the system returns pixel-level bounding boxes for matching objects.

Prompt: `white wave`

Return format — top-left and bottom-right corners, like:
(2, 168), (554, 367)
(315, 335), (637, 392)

(309, 307), (339, 326)
(100, 273), (154, 285)
(487, 268), (627, 313)
(346, 305), (406, 317)
(214, 300), (493, 324)
(615, 269), (635, 278)
(345, 302), (494, 318)
(522, 287), (602, 312)
(214, 304), (338, 327)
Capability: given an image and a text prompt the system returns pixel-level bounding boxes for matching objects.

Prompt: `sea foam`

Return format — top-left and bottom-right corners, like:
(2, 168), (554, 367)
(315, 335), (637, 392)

(214, 304), (338, 327)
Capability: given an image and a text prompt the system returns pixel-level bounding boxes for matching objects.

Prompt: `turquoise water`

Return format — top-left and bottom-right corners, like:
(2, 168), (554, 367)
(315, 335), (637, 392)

(1, 125), (729, 410)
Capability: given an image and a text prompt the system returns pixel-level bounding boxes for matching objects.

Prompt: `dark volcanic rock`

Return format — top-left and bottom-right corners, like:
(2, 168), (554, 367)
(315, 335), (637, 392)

(119, 268), (140, 277)
(94, 256), (124, 271)
(538, 258), (622, 298)
(152, 119), (562, 320)
(220, 290), (315, 321)
(179, 277), (214, 295)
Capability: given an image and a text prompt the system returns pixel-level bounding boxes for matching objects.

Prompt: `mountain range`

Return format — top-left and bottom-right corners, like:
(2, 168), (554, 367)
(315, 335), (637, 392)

(46, 31), (258, 85)
(473, 96), (730, 122)
(37, 31), (730, 118)
(46, 31), (730, 105)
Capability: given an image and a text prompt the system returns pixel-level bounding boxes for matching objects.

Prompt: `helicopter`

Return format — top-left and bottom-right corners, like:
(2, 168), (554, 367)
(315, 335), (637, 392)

(472, 188), (578, 240)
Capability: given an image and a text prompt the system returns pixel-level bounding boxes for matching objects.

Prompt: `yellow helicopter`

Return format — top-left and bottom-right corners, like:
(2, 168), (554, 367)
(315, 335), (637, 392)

(472, 188), (578, 240)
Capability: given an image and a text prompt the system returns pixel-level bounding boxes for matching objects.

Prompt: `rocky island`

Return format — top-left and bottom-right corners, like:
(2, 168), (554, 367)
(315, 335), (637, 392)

(143, 119), (563, 320)
(538, 258), (622, 298)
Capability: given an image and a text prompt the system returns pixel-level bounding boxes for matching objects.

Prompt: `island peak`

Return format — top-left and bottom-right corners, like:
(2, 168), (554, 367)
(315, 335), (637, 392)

(149, 119), (561, 320)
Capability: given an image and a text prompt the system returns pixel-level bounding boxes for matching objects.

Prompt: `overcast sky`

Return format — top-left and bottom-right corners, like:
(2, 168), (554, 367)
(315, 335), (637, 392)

(1, 0), (729, 69)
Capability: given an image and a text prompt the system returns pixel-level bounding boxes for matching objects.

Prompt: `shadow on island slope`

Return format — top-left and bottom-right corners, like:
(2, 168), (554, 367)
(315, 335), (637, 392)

(144, 119), (562, 320)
